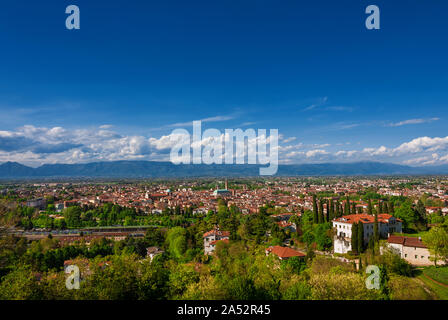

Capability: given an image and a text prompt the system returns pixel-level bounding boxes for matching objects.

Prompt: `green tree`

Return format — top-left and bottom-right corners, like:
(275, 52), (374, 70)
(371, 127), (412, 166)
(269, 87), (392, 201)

(318, 200), (324, 224)
(63, 206), (82, 228)
(374, 211), (379, 244)
(422, 227), (448, 266)
(357, 222), (364, 253)
(378, 201), (383, 214)
(367, 199), (373, 215)
(351, 223), (359, 254)
(312, 195), (318, 224)
(165, 227), (187, 260)
(329, 200), (334, 221)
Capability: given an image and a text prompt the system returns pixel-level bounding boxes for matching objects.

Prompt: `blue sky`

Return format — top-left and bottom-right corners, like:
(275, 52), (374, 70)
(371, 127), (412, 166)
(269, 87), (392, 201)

(0, 0), (447, 166)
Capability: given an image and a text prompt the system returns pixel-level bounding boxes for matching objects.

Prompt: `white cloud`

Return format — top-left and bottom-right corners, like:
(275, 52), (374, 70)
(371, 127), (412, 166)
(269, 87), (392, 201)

(302, 97), (328, 111)
(387, 117), (440, 127)
(2, 123), (448, 168)
(282, 137), (297, 143)
(168, 114), (236, 128)
(393, 136), (448, 154)
(305, 149), (328, 158)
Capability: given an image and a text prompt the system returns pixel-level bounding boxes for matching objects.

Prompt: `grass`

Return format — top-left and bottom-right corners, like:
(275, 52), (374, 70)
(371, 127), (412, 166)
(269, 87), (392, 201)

(417, 274), (448, 300)
(423, 266), (448, 286)
(399, 231), (428, 238)
(388, 275), (434, 300)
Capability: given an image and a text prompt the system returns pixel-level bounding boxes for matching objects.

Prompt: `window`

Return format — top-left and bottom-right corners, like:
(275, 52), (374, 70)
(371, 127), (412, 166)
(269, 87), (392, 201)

(404, 254), (407, 257)
(415, 255), (418, 259)
(421, 256), (424, 259)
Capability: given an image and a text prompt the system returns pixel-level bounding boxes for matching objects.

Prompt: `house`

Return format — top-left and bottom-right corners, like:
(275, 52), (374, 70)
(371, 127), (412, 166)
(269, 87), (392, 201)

(385, 235), (445, 266)
(146, 246), (164, 261)
(26, 198), (46, 210)
(271, 213), (294, 221)
(203, 227), (230, 255)
(212, 189), (231, 197)
(332, 213), (403, 254)
(276, 220), (297, 233)
(54, 202), (64, 212)
(265, 246), (306, 260)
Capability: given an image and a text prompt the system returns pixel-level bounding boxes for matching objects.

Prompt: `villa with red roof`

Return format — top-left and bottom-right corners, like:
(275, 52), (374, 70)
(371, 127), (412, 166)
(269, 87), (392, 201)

(203, 227), (230, 255)
(386, 235), (445, 266)
(265, 246), (306, 260)
(332, 213), (402, 254)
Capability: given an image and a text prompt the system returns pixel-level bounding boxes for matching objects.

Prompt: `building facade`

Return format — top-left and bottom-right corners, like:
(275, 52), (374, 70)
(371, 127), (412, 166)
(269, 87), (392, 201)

(203, 227), (230, 255)
(386, 235), (445, 266)
(333, 213), (402, 254)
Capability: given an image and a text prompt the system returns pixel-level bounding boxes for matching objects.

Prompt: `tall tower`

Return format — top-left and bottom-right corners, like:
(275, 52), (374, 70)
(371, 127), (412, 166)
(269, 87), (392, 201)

(225, 179), (228, 190)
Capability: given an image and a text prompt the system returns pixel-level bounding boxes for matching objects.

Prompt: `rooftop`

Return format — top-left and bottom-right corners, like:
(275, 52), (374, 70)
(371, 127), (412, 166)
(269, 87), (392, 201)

(388, 235), (427, 248)
(266, 246), (306, 258)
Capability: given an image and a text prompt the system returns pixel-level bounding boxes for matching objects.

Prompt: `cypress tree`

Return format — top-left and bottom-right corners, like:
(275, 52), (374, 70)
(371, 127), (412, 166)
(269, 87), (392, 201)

(325, 199), (330, 222)
(351, 202), (356, 215)
(384, 201), (389, 214)
(313, 195), (318, 224)
(329, 199), (334, 221)
(345, 196), (351, 215)
(390, 202), (395, 214)
(374, 211), (379, 243)
(318, 200), (324, 224)
(368, 199), (373, 215)
(378, 201), (383, 214)
(358, 256), (363, 270)
(357, 222), (364, 253)
(351, 222), (358, 254)
(335, 201), (340, 217)
(368, 236), (375, 253)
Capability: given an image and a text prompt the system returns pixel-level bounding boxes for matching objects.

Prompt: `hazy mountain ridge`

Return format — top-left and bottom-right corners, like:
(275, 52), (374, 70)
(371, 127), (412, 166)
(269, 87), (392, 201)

(1, 160), (448, 178)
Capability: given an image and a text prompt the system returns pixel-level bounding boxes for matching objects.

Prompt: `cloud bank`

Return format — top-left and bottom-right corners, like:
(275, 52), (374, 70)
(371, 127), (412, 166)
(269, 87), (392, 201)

(1, 125), (448, 167)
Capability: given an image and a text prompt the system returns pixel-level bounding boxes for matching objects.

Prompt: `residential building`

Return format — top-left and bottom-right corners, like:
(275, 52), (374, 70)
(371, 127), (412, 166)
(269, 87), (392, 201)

(146, 247), (164, 261)
(265, 246), (306, 260)
(385, 235), (445, 266)
(26, 198), (46, 210)
(203, 227), (230, 255)
(333, 213), (402, 254)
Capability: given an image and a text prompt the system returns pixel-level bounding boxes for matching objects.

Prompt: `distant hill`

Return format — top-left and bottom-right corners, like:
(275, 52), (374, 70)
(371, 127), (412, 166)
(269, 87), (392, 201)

(0, 160), (448, 178)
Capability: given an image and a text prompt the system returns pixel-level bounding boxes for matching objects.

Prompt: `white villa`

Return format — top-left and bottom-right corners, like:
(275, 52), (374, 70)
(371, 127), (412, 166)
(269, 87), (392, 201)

(333, 213), (402, 254)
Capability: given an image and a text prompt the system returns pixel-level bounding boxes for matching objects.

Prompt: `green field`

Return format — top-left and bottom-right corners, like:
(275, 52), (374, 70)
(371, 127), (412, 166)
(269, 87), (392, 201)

(400, 231), (428, 238)
(418, 275), (448, 300)
(423, 266), (448, 285)
(414, 267), (448, 300)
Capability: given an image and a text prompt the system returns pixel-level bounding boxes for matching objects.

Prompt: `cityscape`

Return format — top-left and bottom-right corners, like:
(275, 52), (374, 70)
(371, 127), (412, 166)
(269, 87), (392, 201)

(0, 0), (447, 312)
(0, 176), (447, 300)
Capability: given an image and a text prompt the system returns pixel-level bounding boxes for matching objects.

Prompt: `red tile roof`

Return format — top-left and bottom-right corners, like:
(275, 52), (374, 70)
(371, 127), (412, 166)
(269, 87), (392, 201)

(266, 246), (306, 258)
(388, 235), (427, 248)
(333, 213), (401, 224)
(210, 239), (229, 245)
(203, 228), (230, 238)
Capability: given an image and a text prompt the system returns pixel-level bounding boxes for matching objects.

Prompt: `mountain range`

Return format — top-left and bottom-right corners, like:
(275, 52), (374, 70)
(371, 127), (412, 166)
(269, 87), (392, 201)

(0, 161), (448, 178)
